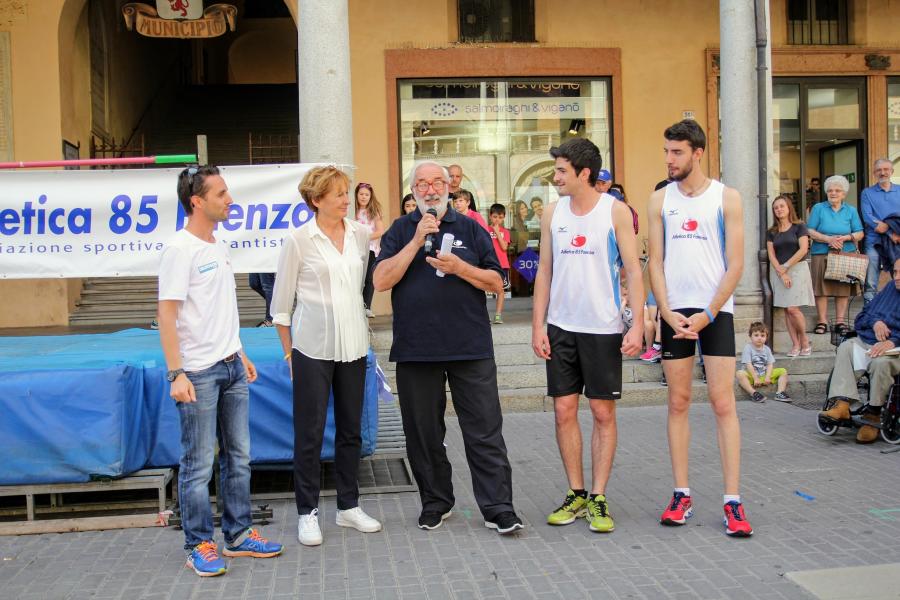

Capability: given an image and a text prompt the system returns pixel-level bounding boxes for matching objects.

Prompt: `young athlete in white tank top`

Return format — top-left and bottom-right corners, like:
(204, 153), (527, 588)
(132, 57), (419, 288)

(532, 138), (645, 536)
(548, 193), (623, 334)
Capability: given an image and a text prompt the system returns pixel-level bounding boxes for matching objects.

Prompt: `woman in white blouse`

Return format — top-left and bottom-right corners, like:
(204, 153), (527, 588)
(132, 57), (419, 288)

(270, 166), (382, 546)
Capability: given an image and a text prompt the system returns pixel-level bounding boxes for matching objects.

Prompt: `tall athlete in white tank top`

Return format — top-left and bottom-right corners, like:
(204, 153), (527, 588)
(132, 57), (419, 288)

(661, 179), (734, 313)
(531, 138), (645, 534)
(648, 120), (752, 538)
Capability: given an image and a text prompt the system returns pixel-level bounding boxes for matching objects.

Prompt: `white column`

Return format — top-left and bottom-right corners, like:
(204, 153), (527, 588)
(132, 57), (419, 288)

(296, 0), (353, 166)
(719, 0), (761, 301)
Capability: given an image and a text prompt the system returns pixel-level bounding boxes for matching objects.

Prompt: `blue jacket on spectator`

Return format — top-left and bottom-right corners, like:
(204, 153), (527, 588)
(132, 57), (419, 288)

(854, 275), (900, 347)
(873, 213), (900, 270)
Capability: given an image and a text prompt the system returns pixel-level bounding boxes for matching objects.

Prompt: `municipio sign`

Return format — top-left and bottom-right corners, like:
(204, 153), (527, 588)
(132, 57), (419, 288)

(122, 3), (237, 39)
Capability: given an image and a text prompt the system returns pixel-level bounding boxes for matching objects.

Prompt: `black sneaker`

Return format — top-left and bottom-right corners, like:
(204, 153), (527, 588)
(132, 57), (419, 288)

(773, 392), (792, 402)
(701, 365), (707, 384)
(417, 510), (451, 530)
(660, 373), (667, 387)
(751, 391), (766, 403)
(484, 511), (524, 535)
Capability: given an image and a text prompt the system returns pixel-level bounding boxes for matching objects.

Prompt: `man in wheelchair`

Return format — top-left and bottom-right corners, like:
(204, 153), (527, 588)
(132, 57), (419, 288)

(820, 257), (900, 443)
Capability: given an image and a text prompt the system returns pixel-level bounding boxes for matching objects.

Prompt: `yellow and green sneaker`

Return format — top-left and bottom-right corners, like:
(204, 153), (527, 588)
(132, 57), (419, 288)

(547, 490), (589, 525)
(586, 494), (614, 533)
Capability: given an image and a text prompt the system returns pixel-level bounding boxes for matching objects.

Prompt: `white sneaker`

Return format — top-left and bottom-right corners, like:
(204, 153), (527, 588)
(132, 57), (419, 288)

(297, 509), (323, 546)
(335, 506), (382, 533)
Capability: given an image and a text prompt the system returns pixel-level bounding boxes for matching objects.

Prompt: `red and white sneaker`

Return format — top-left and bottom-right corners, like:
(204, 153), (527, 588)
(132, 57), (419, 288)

(660, 492), (693, 525)
(723, 501), (753, 537)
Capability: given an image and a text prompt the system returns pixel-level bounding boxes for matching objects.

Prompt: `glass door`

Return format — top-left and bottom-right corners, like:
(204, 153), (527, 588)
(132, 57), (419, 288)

(773, 78), (866, 217)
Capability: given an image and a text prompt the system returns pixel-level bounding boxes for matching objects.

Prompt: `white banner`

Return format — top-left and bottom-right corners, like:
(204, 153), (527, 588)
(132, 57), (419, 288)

(0, 164), (318, 279)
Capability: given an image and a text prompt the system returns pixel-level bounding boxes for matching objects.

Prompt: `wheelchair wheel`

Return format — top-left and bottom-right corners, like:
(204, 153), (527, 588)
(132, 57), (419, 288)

(880, 414), (900, 445)
(817, 415), (839, 435)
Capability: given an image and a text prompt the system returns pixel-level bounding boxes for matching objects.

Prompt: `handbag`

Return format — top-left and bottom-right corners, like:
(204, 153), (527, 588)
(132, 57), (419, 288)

(824, 248), (868, 284)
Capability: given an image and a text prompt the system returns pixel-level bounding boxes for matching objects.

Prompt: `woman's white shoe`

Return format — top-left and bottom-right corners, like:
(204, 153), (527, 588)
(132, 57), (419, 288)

(335, 507), (382, 533)
(298, 508), (323, 546)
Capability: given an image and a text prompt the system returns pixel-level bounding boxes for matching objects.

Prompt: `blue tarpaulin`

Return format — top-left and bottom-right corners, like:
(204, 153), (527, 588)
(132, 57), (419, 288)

(0, 328), (380, 485)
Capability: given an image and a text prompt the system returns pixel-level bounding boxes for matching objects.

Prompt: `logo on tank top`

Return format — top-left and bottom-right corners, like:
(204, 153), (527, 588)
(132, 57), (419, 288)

(669, 214), (708, 241)
(560, 234), (595, 255)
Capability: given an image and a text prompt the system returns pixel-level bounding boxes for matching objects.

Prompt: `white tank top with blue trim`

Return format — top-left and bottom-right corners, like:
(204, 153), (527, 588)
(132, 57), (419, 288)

(547, 194), (623, 334)
(661, 179), (733, 313)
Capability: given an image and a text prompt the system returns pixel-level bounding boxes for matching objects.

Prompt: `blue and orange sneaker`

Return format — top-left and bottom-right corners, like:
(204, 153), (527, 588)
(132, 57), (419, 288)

(660, 491), (693, 526)
(186, 540), (227, 577)
(222, 528), (283, 558)
(723, 501), (753, 537)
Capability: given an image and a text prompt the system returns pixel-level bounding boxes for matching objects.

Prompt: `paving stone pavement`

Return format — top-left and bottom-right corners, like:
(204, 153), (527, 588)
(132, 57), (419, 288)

(2, 401), (899, 600)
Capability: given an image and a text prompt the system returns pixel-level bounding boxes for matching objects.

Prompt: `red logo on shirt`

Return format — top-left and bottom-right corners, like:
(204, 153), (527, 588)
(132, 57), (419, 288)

(571, 235), (587, 247)
(681, 218), (698, 232)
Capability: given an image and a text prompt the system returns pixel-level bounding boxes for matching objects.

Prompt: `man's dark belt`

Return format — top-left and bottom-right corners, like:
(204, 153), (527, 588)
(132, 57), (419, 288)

(223, 352), (238, 362)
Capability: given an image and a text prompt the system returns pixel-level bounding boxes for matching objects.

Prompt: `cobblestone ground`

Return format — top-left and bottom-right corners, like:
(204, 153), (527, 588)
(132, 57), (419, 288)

(2, 402), (899, 600)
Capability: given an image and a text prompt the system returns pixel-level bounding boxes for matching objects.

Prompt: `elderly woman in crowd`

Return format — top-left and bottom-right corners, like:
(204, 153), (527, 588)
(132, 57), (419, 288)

(270, 166), (382, 547)
(806, 175), (864, 335)
(766, 194), (814, 355)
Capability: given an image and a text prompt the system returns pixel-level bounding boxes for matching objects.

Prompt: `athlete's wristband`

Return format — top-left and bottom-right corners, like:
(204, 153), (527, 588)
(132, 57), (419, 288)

(703, 308), (715, 323)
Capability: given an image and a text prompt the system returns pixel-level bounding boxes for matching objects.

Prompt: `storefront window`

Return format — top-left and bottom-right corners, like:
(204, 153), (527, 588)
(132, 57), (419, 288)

(398, 78), (612, 296)
(774, 83), (802, 214)
(888, 80), (900, 183)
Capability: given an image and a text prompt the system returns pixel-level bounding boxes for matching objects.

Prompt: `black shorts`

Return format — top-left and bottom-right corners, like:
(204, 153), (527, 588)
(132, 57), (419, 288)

(660, 308), (735, 360)
(546, 324), (622, 400)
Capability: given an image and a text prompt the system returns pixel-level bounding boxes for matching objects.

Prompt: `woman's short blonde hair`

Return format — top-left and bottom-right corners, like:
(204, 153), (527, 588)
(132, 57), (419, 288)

(298, 166), (350, 212)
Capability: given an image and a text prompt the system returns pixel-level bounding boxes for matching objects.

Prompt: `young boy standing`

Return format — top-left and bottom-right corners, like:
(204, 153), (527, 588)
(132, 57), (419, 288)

(736, 322), (791, 403)
(488, 203), (511, 324)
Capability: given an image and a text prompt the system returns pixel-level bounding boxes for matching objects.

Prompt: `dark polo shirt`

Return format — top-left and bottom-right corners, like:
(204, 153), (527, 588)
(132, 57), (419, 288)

(377, 203), (502, 362)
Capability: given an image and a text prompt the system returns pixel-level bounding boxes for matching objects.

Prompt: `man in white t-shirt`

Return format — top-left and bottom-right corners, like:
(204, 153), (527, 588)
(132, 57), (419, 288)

(532, 138), (644, 534)
(158, 165), (282, 577)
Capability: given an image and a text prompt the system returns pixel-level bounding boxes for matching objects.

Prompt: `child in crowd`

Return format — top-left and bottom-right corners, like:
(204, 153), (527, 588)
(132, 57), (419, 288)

(736, 322), (791, 403)
(488, 203), (511, 324)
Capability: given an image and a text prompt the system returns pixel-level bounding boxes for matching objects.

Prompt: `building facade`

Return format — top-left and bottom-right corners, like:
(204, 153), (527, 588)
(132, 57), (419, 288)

(0, 0), (898, 326)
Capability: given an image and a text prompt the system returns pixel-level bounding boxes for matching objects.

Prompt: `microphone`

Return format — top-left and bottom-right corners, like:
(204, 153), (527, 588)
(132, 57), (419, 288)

(424, 208), (438, 254)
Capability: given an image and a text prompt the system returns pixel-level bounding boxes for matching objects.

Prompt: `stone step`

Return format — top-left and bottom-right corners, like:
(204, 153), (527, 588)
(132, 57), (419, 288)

(379, 352), (835, 392)
(71, 275), (267, 325)
(429, 373), (830, 414)
(372, 321), (839, 355)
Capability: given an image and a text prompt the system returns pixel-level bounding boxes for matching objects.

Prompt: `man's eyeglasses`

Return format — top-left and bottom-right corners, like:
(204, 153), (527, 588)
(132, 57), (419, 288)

(413, 179), (446, 193)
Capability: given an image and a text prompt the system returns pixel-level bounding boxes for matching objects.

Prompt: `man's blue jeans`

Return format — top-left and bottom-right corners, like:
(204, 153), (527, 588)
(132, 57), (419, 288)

(864, 244), (881, 305)
(177, 356), (252, 551)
